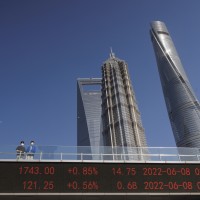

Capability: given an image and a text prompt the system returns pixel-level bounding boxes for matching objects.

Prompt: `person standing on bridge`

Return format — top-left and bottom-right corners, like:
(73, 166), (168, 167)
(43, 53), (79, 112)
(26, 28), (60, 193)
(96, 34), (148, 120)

(16, 141), (26, 160)
(26, 141), (36, 160)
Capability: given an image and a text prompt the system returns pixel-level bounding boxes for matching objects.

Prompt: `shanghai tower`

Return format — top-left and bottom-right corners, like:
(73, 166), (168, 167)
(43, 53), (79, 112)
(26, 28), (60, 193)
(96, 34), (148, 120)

(101, 51), (147, 152)
(150, 21), (200, 148)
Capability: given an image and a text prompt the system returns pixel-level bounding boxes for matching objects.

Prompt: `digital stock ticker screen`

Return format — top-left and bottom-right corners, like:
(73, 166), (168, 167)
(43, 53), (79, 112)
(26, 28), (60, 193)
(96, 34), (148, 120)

(0, 162), (200, 194)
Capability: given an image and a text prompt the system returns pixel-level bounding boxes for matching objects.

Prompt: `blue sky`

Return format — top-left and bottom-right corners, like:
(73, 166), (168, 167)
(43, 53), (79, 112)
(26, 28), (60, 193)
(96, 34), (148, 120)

(0, 0), (200, 147)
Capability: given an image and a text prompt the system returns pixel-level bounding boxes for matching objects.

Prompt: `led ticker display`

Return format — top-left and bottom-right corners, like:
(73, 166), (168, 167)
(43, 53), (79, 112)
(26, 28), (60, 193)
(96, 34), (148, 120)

(0, 162), (200, 193)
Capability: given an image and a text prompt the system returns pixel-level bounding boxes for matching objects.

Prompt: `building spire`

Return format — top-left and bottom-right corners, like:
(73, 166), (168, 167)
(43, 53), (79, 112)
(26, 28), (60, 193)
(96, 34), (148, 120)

(109, 47), (115, 58)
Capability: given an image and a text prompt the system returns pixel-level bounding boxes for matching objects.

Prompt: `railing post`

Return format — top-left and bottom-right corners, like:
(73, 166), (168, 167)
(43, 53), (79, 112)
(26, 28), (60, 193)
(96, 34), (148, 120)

(197, 154), (200, 161)
(178, 153), (181, 161)
(40, 152), (42, 161)
(81, 153), (83, 161)
(196, 148), (200, 161)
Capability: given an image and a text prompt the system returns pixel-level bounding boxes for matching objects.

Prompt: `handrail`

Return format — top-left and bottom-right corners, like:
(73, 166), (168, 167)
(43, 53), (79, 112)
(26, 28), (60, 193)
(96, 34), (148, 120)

(0, 146), (199, 162)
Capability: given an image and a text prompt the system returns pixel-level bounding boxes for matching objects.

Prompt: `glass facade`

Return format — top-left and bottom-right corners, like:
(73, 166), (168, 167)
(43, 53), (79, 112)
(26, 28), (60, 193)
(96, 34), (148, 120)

(150, 21), (200, 148)
(101, 52), (147, 156)
(77, 78), (103, 157)
(77, 53), (147, 160)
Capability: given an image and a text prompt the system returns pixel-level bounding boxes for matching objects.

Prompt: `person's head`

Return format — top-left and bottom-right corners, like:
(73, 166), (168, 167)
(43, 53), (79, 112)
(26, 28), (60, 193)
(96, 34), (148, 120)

(30, 141), (35, 145)
(20, 141), (25, 146)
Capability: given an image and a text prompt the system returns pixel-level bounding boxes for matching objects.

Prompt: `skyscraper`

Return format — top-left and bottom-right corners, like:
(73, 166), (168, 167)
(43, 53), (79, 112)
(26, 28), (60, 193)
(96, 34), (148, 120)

(77, 78), (103, 157)
(150, 21), (200, 148)
(101, 51), (147, 153)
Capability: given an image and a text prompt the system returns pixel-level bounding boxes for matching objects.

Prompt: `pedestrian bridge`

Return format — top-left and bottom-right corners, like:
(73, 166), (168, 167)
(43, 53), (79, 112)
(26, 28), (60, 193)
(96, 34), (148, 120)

(0, 146), (200, 200)
(1, 145), (200, 161)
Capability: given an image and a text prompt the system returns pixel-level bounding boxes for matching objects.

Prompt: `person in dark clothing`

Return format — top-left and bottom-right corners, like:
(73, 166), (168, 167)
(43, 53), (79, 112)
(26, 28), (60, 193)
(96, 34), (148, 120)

(16, 141), (25, 159)
(26, 141), (36, 160)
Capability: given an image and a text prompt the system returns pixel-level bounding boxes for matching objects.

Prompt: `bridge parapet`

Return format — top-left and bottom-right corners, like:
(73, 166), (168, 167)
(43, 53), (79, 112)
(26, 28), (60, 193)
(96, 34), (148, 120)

(0, 146), (199, 162)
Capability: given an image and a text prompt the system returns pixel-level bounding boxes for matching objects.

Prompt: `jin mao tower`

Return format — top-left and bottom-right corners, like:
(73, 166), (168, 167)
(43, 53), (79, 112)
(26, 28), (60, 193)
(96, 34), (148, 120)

(101, 51), (147, 152)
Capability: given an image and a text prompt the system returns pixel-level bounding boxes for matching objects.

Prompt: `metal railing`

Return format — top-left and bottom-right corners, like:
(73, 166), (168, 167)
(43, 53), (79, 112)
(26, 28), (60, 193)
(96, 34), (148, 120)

(0, 146), (200, 161)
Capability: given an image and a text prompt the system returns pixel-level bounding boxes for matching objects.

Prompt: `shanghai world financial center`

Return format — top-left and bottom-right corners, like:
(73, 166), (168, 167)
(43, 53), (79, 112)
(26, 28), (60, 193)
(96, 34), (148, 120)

(77, 21), (200, 154)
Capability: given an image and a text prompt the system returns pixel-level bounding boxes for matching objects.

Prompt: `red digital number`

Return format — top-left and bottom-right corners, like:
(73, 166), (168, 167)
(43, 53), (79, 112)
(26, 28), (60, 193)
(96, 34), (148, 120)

(112, 167), (123, 175)
(23, 181), (54, 190)
(127, 181), (138, 190)
(182, 182), (193, 190)
(195, 168), (200, 175)
(44, 167), (55, 175)
(180, 168), (190, 176)
(144, 181), (164, 190)
(82, 167), (98, 175)
(82, 181), (99, 190)
(143, 168), (162, 176)
(126, 167), (136, 175)
(43, 181), (54, 190)
(196, 182), (200, 190)
(116, 181), (123, 190)
(67, 181), (78, 190)
(19, 166), (40, 175)
(23, 181), (37, 190)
